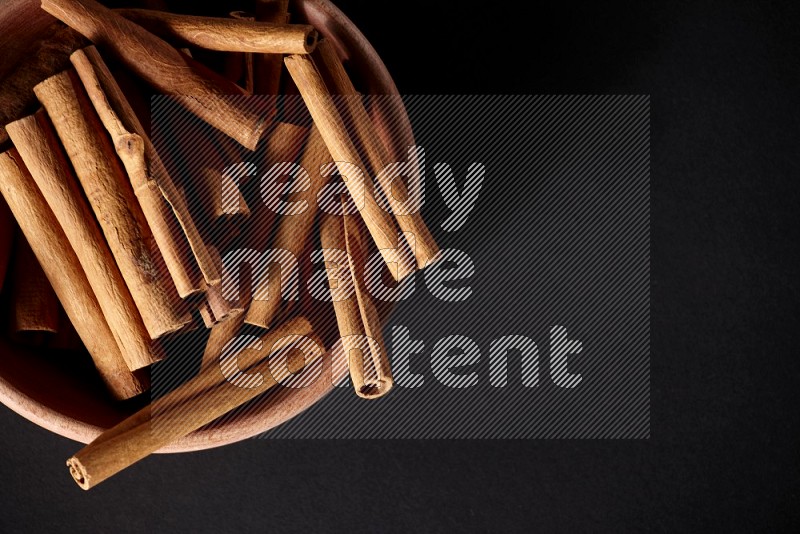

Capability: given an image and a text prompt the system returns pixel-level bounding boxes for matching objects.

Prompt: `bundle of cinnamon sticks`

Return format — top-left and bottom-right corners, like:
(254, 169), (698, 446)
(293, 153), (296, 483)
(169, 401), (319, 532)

(0, 0), (438, 490)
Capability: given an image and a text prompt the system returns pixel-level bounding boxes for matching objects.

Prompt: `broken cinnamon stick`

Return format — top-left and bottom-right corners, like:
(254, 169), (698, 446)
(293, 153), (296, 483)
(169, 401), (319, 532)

(320, 211), (393, 398)
(0, 148), (146, 398)
(34, 69), (192, 340)
(6, 110), (162, 371)
(67, 315), (323, 490)
(314, 40), (440, 269)
(70, 46), (220, 294)
(284, 54), (413, 281)
(115, 8), (318, 55)
(41, 0), (271, 150)
(10, 236), (59, 337)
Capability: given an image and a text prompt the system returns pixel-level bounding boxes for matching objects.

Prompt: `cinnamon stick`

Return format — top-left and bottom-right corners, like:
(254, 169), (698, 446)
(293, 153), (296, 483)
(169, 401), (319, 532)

(41, 0), (271, 150)
(254, 0), (290, 97)
(320, 212), (393, 398)
(314, 40), (440, 269)
(284, 54), (413, 282)
(71, 46), (220, 288)
(197, 122), (309, 326)
(67, 316), (323, 490)
(245, 125), (328, 328)
(6, 111), (162, 371)
(10, 236), (59, 336)
(115, 8), (317, 55)
(196, 244), (234, 328)
(203, 134), (252, 220)
(199, 309), (245, 371)
(0, 148), (146, 399)
(34, 69), (193, 340)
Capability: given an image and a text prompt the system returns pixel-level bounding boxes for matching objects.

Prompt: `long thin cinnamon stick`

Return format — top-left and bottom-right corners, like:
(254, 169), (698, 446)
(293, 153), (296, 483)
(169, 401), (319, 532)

(314, 40), (440, 269)
(34, 69), (192, 340)
(320, 212), (393, 398)
(67, 316), (323, 490)
(41, 0), (271, 150)
(245, 125), (328, 328)
(115, 8), (317, 54)
(284, 54), (413, 282)
(70, 46), (220, 293)
(0, 149), (146, 399)
(6, 111), (162, 371)
(10, 236), (59, 336)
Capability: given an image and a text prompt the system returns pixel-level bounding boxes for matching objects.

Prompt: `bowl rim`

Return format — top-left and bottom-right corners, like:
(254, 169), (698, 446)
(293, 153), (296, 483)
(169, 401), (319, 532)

(0, 0), (405, 453)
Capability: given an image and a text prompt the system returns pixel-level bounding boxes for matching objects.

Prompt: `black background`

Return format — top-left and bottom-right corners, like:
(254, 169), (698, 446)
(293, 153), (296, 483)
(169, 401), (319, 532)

(2, 0), (799, 531)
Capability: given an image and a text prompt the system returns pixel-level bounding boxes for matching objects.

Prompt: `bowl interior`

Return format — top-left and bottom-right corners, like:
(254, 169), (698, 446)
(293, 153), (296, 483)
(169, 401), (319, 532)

(0, 0), (409, 452)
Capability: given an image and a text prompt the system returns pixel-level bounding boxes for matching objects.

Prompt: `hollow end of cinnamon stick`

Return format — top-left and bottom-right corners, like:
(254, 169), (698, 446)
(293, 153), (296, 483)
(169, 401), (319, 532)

(356, 378), (394, 400)
(302, 30), (319, 53)
(67, 457), (90, 490)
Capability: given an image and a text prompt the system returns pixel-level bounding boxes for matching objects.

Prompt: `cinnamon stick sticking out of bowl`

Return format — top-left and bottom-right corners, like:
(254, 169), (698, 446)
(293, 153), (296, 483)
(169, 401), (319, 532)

(320, 211), (394, 398)
(0, 197), (12, 292)
(71, 46), (220, 287)
(115, 8), (318, 55)
(314, 40), (440, 269)
(34, 70), (193, 341)
(245, 125), (328, 329)
(10, 236), (59, 337)
(41, 0), (270, 150)
(284, 54), (413, 282)
(67, 316), (323, 490)
(6, 110), (162, 371)
(0, 149), (147, 399)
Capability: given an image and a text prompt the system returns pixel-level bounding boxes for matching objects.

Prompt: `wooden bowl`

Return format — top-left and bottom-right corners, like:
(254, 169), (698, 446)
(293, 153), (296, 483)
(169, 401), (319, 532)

(0, 0), (409, 452)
